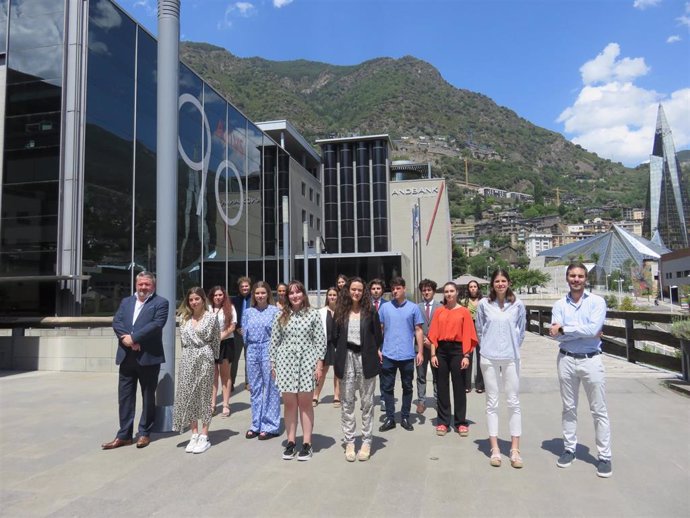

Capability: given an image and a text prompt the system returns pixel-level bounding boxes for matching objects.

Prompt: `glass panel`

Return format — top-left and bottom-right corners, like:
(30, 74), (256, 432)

(133, 28), (157, 274)
(4, 112), (60, 152)
(0, 0), (8, 55)
(81, 0), (136, 312)
(10, 0), (64, 17)
(7, 45), (61, 83)
(8, 9), (63, 51)
(5, 80), (61, 115)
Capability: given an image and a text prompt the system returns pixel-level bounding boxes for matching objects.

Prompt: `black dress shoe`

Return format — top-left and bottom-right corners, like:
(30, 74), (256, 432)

(400, 418), (414, 431)
(378, 418), (396, 432)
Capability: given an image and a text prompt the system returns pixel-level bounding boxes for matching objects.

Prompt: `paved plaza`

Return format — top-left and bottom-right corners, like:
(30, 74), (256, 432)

(1, 333), (688, 517)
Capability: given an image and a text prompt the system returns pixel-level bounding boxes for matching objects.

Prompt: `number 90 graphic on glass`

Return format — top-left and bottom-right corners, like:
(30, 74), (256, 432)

(177, 93), (244, 227)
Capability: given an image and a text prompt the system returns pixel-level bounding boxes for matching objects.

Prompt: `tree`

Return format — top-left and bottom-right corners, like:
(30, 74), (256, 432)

(473, 196), (483, 221)
(452, 243), (468, 278)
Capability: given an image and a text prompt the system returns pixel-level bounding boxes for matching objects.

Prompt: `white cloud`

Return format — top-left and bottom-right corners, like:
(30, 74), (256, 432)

(133, 0), (158, 16)
(667, 34), (681, 42)
(580, 43), (649, 85)
(558, 44), (690, 166)
(218, 2), (257, 29)
(235, 2), (256, 16)
(273, 0), (294, 7)
(633, 0), (661, 9)
(678, 3), (690, 29)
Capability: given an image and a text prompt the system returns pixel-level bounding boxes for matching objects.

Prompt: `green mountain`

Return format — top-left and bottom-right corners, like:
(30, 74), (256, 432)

(180, 41), (648, 211)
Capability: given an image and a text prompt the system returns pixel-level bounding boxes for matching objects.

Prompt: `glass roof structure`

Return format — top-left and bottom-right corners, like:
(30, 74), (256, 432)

(538, 224), (670, 275)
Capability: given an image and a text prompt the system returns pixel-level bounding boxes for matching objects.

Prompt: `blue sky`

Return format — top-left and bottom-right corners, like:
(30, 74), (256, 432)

(121, 0), (690, 167)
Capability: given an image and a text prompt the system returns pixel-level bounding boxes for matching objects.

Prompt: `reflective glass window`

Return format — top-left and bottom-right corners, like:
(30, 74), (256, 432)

(8, 9), (63, 51)
(133, 28), (157, 274)
(0, 0), (8, 54)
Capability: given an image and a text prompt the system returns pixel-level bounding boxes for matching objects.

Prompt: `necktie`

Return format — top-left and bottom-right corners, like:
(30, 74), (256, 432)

(375, 300), (379, 311)
(425, 303), (431, 320)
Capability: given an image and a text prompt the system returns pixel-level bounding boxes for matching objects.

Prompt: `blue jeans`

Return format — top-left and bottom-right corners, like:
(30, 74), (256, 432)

(380, 356), (415, 420)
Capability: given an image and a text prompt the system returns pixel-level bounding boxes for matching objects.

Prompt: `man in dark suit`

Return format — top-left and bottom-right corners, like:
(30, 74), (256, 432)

(416, 278), (441, 414)
(231, 276), (252, 391)
(102, 271), (169, 450)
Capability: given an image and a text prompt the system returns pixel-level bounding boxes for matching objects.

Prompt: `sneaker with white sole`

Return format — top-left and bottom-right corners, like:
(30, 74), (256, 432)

(193, 434), (211, 454)
(557, 450), (576, 468)
(297, 443), (313, 461)
(596, 459), (612, 478)
(185, 433), (199, 453)
(282, 441), (297, 460)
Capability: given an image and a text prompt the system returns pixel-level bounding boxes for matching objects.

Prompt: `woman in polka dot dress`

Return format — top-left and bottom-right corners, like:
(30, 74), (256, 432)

(270, 281), (326, 460)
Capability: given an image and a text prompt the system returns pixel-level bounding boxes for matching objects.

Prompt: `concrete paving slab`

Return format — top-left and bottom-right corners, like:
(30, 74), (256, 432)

(0, 333), (688, 517)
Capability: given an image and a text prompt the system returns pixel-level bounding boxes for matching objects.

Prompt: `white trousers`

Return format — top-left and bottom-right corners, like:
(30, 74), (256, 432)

(557, 353), (611, 460)
(480, 357), (521, 437)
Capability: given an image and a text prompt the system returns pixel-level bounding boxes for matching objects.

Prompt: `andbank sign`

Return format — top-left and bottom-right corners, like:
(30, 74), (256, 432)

(391, 187), (440, 197)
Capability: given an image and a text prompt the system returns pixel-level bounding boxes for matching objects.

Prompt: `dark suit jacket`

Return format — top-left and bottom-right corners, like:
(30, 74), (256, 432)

(333, 310), (383, 380)
(112, 293), (169, 366)
(232, 294), (251, 331)
(418, 299), (442, 352)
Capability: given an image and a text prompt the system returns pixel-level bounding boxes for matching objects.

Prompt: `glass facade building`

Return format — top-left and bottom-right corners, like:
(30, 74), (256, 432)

(643, 104), (690, 250)
(0, 0), (319, 316)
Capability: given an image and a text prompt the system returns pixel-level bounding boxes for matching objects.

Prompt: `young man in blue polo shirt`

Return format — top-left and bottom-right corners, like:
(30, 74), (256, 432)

(377, 277), (424, 431)
(550, 262), (612, 478)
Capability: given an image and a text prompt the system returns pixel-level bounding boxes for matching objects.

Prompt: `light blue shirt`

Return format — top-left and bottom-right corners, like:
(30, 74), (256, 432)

(551, 292), (606, 354)
(379, 299), (424, 361)
(474, 298), (526, 360)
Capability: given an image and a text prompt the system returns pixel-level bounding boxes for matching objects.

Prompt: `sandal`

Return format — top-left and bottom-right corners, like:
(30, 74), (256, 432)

(221, 406), (230, 418)
(333, 399), (341, 408)
(510, 448), (523, 469)
(312, 398), (319, 407)
(245, 430), (259, 439)
(490, 448), (502, 467)
(436, 424), (448, 436)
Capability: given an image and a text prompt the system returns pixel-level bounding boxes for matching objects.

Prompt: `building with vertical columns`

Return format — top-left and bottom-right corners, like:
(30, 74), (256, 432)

(313, 136), (452, 292)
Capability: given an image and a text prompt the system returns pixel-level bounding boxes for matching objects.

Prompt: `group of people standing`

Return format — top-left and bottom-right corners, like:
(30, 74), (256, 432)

(103, 262), (612, 477)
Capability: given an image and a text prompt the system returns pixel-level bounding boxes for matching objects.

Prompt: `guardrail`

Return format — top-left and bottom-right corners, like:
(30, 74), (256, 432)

(525, 305), (688, 381)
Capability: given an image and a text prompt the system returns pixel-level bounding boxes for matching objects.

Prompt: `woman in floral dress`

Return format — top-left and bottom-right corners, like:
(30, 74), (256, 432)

(173, 287), (220, 454)
(270, 281), (326, 461)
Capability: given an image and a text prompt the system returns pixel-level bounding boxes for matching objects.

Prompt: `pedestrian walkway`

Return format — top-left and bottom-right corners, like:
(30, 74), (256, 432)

(0, 333), (688, 517)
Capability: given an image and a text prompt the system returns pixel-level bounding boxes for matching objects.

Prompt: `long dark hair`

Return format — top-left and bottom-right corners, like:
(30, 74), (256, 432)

(488, 268), (516, 304)
(278, 280), (310, 326)
(466, 280), (483, 301)
(335, 276), (372, 325)
(207, 285), (233, 330)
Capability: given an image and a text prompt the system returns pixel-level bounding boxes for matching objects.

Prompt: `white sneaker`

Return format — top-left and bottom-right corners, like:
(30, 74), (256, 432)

(193, 434), (211, 454)
(185, 433), (199, 453)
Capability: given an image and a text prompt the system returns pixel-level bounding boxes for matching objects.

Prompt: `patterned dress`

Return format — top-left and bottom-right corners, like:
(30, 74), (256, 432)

(172, 311), (220, 431)
(270, 308), (326, 393)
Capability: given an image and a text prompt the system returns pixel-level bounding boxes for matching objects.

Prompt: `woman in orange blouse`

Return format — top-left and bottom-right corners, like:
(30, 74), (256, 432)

(429, 282), (478, 437)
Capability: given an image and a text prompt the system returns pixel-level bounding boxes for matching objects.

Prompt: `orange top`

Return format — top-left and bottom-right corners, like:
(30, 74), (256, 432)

(428, 305), (478, 355)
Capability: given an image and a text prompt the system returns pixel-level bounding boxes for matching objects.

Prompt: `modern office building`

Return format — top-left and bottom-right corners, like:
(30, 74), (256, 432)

(643, 104), (690, 250)
(0, 0), (321, 316)
(312, 136), (452, 292)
